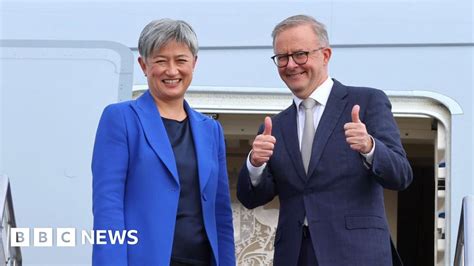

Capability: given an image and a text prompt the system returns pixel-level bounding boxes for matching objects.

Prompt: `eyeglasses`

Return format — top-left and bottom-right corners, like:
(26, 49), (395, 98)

(271, 47), (325, 68)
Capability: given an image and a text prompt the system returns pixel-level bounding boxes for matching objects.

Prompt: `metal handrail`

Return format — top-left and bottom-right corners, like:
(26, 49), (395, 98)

(0, 174), (22, 266)
(454, 195), (473, 266)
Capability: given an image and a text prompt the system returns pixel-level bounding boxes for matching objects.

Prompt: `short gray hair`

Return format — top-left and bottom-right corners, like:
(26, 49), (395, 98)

(138, 18), (198, 59)
(271, 15), (329, 47)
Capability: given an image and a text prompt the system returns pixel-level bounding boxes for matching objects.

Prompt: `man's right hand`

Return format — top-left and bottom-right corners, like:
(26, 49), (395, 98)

(250, 116), (276, 167)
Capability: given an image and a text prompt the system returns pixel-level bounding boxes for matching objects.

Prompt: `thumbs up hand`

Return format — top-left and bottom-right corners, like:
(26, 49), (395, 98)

(344, 105), (373, 153)
(250, 116), (277, 167)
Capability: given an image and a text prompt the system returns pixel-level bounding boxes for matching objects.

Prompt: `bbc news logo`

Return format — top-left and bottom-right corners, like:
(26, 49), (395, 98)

(10, 228), (138, 247)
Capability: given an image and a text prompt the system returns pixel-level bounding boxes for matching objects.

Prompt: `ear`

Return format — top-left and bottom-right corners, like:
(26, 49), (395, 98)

(138, 56), (147, 74)
(322, 47), (332, 66)
(192, 55), (198, 69)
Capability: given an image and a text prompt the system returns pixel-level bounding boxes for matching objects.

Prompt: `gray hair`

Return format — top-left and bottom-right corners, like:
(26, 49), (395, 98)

(271, 15), (329, 47)
(138, 18), (198, 59)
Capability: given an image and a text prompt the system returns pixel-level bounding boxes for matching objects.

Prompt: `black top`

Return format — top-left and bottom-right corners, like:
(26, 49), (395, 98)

(162, 117), (211, 266)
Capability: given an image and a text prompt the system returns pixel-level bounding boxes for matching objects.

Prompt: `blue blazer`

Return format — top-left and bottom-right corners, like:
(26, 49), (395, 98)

(237, 79), (412, 266)
(92, 90), (235, 266)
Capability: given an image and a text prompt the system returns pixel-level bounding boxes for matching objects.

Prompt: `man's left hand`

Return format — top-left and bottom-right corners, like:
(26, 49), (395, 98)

(344, 105), (373, 154)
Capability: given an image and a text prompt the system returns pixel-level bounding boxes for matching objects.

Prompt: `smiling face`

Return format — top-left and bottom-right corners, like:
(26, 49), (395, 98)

(273, 24), (331, 99)
(138, 40), (197, 103)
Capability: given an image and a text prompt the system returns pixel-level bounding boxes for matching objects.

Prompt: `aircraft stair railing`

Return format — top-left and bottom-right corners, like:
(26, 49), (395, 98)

(0, 174), (22, 266)
(454, 195), (473, 266)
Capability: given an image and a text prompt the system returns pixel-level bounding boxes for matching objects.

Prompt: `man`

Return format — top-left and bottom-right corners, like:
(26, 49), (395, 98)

(237, 15), (413, 265)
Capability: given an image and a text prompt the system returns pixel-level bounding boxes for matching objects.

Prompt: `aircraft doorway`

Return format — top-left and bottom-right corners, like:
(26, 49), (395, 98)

(217, 113), (441, 266)
(134, 87), (454, 265)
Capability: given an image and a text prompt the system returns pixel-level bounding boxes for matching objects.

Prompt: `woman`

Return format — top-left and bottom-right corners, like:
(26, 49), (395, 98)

(92, 19), (235, 266)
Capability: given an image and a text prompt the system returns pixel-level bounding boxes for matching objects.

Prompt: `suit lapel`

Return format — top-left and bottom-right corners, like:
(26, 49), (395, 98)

(131, 90), (179, 184)
(280, 104), (307, 183)
(307, 80), (348, 177)
(185, 101), (212, 193)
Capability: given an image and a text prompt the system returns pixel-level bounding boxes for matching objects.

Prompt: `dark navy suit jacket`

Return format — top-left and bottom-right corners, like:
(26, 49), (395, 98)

(237, 79), (412, 266)
(92, 90), (235, 266)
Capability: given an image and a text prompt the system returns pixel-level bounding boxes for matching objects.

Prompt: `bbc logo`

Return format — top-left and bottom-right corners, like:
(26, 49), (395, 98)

(10, 228), (139, 247)
(10, 228), (76, 247)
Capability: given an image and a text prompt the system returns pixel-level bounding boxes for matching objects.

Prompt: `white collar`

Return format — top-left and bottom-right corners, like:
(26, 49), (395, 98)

(293, 77), (333, 109)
